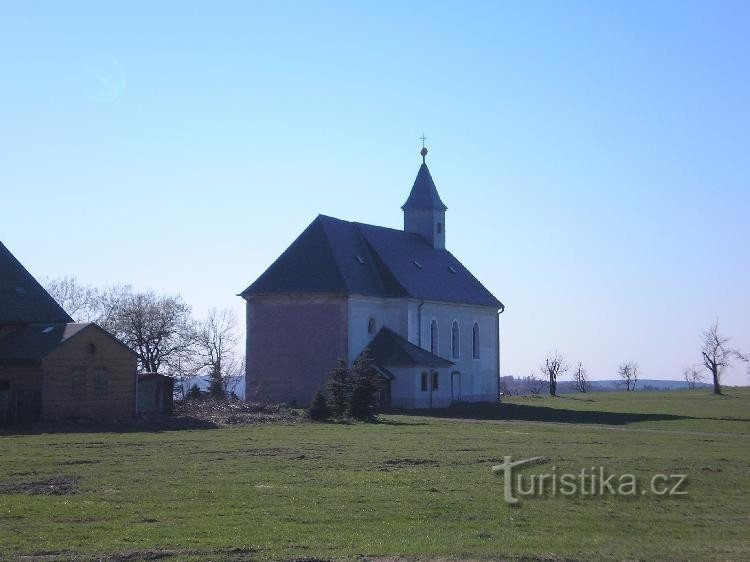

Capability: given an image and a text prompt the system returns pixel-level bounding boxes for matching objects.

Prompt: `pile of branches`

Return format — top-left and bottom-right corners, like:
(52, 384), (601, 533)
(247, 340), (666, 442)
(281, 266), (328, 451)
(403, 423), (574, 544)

(172, 397), (300, 426)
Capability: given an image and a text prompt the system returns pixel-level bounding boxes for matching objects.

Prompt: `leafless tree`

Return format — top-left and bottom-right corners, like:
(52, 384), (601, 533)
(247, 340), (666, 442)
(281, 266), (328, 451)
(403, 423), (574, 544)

(700, 320), (737, 395)
(573, 361), (590, 393)
(195, 308), (243, 397)
(105, 290), (196, 374)
(617, 361), (639, 391)
(43, 276), (99, 322)
(94, 283), (132, 332)
(525, 373), (545, 395)
(540, 351), (569, 397)
(683, 366), (705, 390)
(734, 351), (749, 382)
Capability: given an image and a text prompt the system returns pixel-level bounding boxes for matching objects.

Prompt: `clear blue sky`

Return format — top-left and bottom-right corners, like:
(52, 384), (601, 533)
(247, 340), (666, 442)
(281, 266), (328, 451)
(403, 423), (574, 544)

(1, 1), (748, 384)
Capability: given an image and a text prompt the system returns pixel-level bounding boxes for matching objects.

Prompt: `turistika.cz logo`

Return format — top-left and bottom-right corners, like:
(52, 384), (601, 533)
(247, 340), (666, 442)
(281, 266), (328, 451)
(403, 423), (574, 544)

(491, 456), (688, 505)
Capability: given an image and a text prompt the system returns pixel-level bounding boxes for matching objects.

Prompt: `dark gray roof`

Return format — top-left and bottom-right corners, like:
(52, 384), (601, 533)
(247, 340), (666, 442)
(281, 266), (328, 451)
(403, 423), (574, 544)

(241, 215), (503, 309)
(364, 327), (453, 368)
(0, 323), (136, 361)
(0, 241), (72, 324)
(401, 163), (447, 211)
(0, 323), (90, 360)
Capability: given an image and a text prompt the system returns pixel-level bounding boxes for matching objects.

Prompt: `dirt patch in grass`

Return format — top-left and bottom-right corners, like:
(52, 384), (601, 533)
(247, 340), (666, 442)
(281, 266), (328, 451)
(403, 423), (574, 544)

(56, 459), (99, 466)
(173, 398), (301, 426)
(0, 476), (80, 496)
(377, 458), (439, 470)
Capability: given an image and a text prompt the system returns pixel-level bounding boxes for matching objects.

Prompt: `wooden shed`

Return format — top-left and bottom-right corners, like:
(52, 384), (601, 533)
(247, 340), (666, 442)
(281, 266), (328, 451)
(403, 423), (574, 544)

(0, 323), (138, 425)
(137, 373), (174, 414)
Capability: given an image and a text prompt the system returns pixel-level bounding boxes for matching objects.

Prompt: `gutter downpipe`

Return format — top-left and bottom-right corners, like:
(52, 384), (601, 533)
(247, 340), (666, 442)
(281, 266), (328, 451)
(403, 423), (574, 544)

(497, 304), (505, 403)
(417, 300), (425, 348)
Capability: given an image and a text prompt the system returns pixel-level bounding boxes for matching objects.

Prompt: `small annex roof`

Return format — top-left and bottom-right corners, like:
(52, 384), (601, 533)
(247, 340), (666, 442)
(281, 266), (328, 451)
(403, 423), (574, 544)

(364, 327), (453, 368)
(0, 323), (136, 361)
(0, 241), (72, 324)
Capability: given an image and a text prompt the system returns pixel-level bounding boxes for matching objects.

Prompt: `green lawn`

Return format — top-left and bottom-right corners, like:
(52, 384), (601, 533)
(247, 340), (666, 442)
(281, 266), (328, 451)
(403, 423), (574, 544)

(1, 390), (749, 561)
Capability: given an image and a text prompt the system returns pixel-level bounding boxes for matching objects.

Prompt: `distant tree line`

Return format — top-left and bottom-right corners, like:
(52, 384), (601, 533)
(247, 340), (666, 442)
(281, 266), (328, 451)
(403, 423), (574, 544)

(504, 320), (746, 397)
(44, 276), (244, 399)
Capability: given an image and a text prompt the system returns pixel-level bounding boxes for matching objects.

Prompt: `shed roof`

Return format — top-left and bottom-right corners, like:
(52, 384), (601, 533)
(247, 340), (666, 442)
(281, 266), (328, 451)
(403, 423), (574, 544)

(0, 323), (136, 361)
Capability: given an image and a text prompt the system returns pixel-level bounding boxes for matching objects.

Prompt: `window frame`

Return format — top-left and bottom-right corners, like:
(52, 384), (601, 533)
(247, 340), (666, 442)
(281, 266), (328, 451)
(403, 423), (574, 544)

(451, 320), (460, 359)
(94, 368), (109, 397)
(420, 371), (429, 392)
(472, 322), (480, 360)
(431, 371), (439, 391)
(430, 319), (438, 355)
(71, 369), (87, 399)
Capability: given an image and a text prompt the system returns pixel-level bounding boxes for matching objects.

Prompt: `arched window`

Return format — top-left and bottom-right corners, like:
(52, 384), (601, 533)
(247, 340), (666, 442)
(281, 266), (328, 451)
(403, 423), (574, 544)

(368, 317), (376, 334)
(436, 222), (442, 234)
(452, 321), (460, 359)
(472, 322), (480, 359)
(420, 372), (429, 391)
(430, 320), (438, 355)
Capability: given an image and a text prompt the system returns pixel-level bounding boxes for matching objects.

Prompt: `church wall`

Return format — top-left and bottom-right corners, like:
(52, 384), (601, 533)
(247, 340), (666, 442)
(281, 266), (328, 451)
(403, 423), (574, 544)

(409, 301), (500, 403)
(346, 296), (409, 362)
(246, 295), (348, 406)
(404, 209), (445, 249)
(389, 365), (452, 408)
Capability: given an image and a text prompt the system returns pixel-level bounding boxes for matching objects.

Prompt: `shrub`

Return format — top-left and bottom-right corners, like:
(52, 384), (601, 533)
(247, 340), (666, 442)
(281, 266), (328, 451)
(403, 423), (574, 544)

(326, 359), (352, 418)
(308, 391), (331, 421)
(350, 349), (379, 421)
(187, 384), (202, 399)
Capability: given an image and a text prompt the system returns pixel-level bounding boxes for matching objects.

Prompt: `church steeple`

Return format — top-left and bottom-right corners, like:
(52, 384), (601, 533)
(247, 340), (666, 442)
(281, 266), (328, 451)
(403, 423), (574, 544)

(401, 144), (447, 249)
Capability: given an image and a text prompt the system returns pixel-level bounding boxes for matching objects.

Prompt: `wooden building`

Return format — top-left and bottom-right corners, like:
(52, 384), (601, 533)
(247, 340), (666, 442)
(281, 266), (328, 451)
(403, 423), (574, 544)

(0, 241), (137, 425)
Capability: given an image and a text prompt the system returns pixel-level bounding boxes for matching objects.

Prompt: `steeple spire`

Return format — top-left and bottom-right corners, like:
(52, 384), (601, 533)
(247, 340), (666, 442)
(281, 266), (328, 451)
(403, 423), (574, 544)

(402, 142), (447, 249)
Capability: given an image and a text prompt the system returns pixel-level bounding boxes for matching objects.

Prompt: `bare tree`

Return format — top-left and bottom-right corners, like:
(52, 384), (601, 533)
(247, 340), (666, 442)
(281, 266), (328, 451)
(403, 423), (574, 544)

(573, 361), (590, 393)
(617, 361), (639, 391)
(43, 276), (99, 322)
(700, 320), (737, 395)
(195, 308), (242, 397)
(734, 351), (749, 382)
(540, 351), (569, 397)
(525, 374), (545, 395)
(106, 290), (196, 374)
(683, 366), (704, 390)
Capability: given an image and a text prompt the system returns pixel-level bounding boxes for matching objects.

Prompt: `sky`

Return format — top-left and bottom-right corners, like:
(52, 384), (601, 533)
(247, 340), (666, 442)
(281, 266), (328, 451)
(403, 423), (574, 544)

(1, 1), (748, 384)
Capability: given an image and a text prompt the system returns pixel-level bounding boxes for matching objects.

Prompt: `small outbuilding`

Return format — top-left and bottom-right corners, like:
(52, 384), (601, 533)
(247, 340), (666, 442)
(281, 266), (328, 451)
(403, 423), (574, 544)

(137, 372), (174, 414)
(0, 241), (138, 425)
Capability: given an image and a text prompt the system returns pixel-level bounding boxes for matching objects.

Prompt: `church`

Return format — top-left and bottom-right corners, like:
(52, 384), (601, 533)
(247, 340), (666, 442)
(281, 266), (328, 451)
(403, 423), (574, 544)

(240, 147), (504, 408)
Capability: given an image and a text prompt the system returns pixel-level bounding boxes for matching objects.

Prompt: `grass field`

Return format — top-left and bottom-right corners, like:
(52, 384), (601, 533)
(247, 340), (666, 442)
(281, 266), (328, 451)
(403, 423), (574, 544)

(1, 389), (749, 561)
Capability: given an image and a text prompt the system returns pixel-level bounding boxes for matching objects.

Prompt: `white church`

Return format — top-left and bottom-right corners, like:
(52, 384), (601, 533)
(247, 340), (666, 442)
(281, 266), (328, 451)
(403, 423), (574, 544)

(240, 146), (504, 408)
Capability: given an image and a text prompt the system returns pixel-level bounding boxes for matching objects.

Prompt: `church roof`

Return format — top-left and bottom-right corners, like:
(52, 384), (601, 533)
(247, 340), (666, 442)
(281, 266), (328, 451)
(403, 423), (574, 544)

(401, 163), (447, 211)
(364, 327), (453, 368)
(240, 215), (503, 309)
(0, 241), (72, 324)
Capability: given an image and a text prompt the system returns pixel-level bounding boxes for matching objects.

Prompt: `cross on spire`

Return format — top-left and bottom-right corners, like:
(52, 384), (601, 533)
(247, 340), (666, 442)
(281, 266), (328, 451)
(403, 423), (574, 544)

(419, 134), (428, 163)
